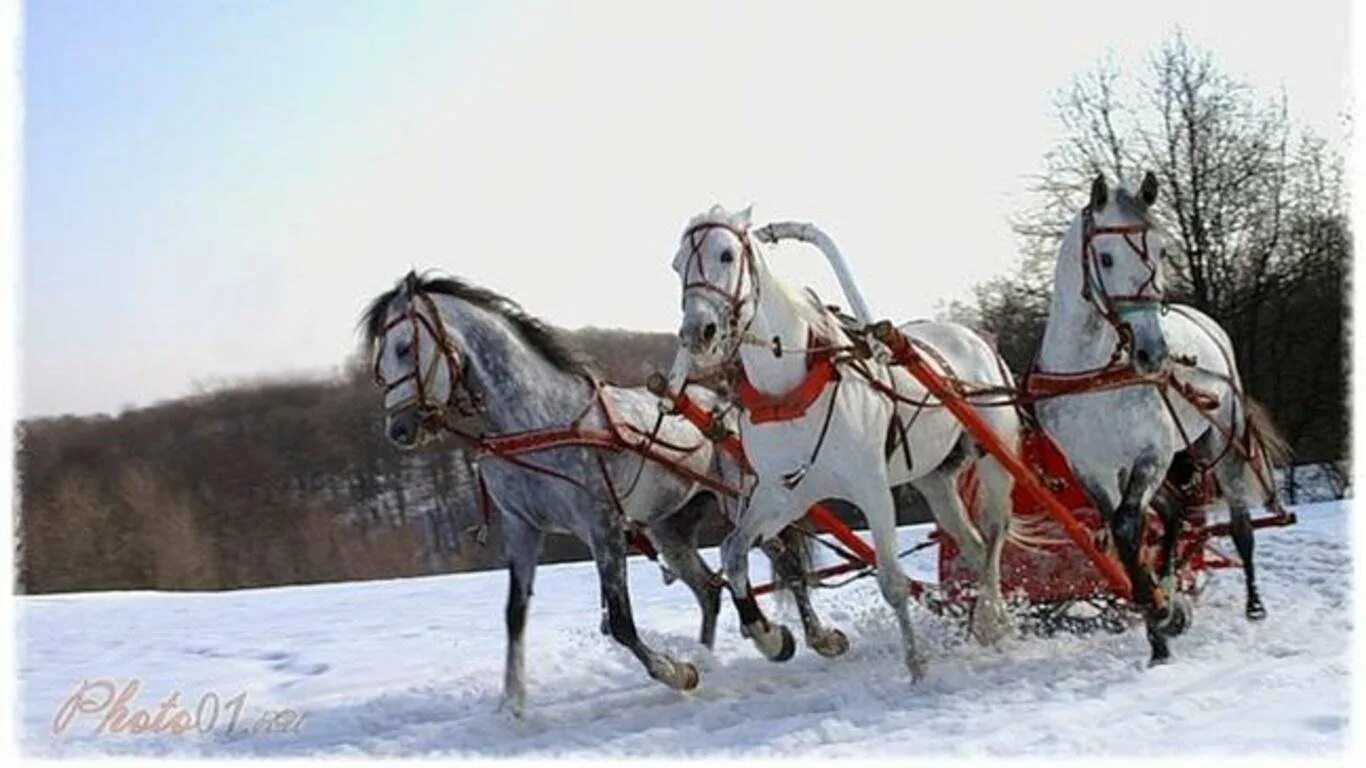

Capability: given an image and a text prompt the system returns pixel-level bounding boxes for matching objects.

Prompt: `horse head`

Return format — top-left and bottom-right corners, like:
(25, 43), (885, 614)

(1073, 172), (1171, 374)
(363, 271), (471, 449)
(671, 204), (760, 369)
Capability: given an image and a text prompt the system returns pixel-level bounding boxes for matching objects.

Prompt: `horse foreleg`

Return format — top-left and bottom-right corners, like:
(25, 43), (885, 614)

(500, 515), (543, 717)
(1150, 487), (1182, 585)
(1149, 484), (1192, 637)
(1111, 458), (1172, 665)
(762, 529), (849, 657)
(720, 499), (796, 662)
(591, 523), (699, 691)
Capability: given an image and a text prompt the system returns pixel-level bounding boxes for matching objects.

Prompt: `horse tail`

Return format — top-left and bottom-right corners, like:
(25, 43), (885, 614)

(963, 459), (1068, 553)
(1244, 396), (1292, 506)
(1000, 505), (1070, 552)
(1246, 396), (1292, 469)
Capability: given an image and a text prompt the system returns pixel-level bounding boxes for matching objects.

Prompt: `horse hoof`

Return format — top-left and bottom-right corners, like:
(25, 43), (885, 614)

(1147, 653), (1172, 668)
(673, 661), (700, 691)
(810, 628), (850, 658)
(499, 691), (527, 718)
(1158, 595), (1192, 637)
(906, 653), (927, 683)
(970, 599), (1012, 646)
(745, 621), (796, 661)
(772, 625), (797, 662)
(1246, 600), (1267, 621)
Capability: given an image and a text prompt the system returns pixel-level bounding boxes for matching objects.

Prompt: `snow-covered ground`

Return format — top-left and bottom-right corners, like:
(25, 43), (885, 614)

(18, 501), (1351, 757)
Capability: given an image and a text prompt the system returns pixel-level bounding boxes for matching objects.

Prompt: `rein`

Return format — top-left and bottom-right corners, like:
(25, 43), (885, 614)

(440, 382), (740, 539)
(373, 288), (746, 542)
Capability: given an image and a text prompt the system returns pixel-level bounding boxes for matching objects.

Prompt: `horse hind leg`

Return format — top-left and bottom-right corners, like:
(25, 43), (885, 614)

(501, 515), (543, 717)
(762, 526), (849, 658)
(965, 454), (1015, 646)
(648, 494), (724, 649)
(1213, 451), (1267, 620)
(911, 437), (993, 642)
(857, 487), (925, 681)
(590, 521), (699, 691)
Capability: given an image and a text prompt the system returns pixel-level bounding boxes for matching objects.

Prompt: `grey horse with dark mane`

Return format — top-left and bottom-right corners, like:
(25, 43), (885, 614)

(362, 271), (847, 715)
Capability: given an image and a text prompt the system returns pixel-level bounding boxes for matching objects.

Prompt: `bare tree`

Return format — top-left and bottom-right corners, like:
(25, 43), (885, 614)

(957, 33), (1349, 462)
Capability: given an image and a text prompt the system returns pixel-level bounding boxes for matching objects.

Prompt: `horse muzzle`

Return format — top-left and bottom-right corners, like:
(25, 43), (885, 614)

(386, 407), (422, 449)
(1131, 334), (1168, 375)
(678, 304), (727, 365)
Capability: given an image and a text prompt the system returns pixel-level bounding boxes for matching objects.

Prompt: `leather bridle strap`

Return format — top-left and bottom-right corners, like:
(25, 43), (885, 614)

(1079, 207), (1164, 364)
(678, 221), (762, 355)
(373, 292), (479, 422)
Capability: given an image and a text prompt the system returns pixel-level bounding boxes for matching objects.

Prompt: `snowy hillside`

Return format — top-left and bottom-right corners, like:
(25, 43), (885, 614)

(19, 501), (1350, 757)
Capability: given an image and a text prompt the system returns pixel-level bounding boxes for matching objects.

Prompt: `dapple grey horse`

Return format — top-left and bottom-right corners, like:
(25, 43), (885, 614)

(363, 272), (846, 715)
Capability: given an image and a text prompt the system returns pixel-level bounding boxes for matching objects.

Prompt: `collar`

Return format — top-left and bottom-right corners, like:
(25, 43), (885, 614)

(735, 332), (841, 425)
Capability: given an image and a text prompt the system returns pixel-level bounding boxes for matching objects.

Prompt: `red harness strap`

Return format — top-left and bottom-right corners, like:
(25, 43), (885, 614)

(1024, 362), (1165, 399)
(735, 335), (841, 425)
(457, 382), (743, 516)
(1024, 362), (1220, 412)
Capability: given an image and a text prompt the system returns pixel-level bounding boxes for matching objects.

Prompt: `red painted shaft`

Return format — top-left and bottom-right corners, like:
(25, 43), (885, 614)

(805, 504), (879, 564)
(871, 323), (1134, 600)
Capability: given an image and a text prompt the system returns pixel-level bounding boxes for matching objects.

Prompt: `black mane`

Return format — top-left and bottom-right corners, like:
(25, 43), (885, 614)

(360, 271), (594, 378)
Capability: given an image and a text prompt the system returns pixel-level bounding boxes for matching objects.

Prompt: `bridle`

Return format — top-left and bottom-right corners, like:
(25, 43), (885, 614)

(675, 221), (763, 359)
(1078, 205), (1165, 364)
(372, 290), (483, 429)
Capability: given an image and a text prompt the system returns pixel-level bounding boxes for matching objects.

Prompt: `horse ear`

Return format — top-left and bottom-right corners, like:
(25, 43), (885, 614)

(734, 205), (753, 229)
(1089, 175), (1108, 211)
(1139, 171), (1159, 206)
(402, 270), (420, 296)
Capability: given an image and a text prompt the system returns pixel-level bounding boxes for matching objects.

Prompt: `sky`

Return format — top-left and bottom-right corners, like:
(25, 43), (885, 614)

(18, 0), (1351, 417)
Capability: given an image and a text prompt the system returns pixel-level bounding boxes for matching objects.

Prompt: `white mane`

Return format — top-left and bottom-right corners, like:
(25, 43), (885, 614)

(683, 203), (752, 233)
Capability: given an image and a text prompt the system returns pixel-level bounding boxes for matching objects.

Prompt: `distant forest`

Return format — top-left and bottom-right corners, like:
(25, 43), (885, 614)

(16, 328), (673, 594)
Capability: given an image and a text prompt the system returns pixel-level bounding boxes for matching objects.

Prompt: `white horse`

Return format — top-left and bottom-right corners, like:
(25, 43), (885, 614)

(666, 205), (1027, 680)
(1032, 173), (1289, 664)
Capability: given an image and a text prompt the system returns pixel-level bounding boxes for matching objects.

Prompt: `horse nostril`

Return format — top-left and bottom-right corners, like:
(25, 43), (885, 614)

(702, 322), (717, 342)
(389, 421), (413, 443)
(1136, 349), (1151, 366)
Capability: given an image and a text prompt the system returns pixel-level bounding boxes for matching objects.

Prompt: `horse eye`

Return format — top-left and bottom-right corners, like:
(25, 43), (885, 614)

(1099, 252), (1113, 268)
(719, 250), (734, 264)
(395, 341), (411, 358)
